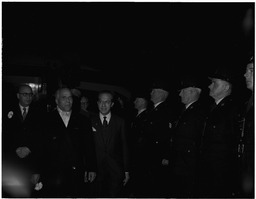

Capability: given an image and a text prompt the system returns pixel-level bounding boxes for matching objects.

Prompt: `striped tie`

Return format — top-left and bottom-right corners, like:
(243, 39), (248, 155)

(22, 107), (27, 120)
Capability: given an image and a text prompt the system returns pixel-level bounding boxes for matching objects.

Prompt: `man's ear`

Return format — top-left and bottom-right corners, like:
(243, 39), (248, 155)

(224, 82), (230, 91)
(111, 102), (114, 108)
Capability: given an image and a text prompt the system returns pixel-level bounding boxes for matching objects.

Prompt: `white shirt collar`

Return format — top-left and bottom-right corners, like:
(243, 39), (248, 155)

(215, 97), (225, 105)
(154, 101), (164, 108)
(137, 108), (146, 116)
(185, 100), (197, 109)
(57, 106), (72, 116)
(100, 112), (111, 123)
(19, 104), (29, 112)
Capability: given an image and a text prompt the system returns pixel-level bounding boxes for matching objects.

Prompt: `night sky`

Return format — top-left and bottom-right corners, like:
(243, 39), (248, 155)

(2, 2), (254, 93)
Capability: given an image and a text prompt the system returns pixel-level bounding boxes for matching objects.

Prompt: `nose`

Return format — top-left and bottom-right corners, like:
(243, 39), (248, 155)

(208, 83), (213, 89)
(179, 90), (183, 96)
(244, 71), (248, 78)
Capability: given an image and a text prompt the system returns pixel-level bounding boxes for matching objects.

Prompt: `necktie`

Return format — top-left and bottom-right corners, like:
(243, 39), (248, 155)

(103, 116), (108, 127)
(22, 107), (27, 120)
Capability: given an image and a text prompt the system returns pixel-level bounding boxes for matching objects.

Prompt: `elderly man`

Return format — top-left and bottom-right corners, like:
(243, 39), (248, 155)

(43, 88), (96, 197)
(199, 67), (241, 198)
(171, 76), (207, 198)
(143, 80), (176, 197)
(2, 84), (45, 197)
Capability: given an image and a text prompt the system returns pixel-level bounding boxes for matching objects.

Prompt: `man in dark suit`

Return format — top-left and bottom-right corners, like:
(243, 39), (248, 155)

(43, 88), (96, 197)
(171, 76), (207, 198)
(2, 84), (45, 197)
(199, 67), (241, 197)
(143, 81), (175, 197)
(91, 90), (129, 197)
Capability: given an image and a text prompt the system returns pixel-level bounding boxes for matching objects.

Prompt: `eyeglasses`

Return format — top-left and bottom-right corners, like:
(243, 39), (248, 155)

(19, 93), (33, 97)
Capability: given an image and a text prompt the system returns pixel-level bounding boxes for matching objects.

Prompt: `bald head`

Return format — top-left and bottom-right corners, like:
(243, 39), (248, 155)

(55, 88), (73, 112)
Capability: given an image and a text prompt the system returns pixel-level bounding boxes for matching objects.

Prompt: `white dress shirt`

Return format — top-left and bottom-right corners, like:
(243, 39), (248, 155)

(100, 112), (111, 125)
(57, 107), (71, 127)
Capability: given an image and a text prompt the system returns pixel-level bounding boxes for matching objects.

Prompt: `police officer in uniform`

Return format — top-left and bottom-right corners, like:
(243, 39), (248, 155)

(171, 75), (207, 198)
(144, 80), (175, 197)
(199, 67), (241, 198)
(129, 90), (151, 197)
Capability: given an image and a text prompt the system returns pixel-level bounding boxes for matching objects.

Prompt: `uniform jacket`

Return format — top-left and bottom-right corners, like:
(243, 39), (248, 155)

(201, 96), (240, 160)
(144, 101), (174, 167)
(91, 113), (129, 178)
(238, 95), (254, 197)
(44, 109), (97, 172)
(240, 95), (254, 169)
(200, 95), (241, 196)
(130, 109), (150, 167)
(172, 100), (206, 175)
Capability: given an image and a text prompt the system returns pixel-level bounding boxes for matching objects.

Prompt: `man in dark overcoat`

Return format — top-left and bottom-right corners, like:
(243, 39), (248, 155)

(43, 88), (97, 197)
(2, 84), (45, 197)
(129, 90), (151, 197)
(171, 76), (207, 198)
(199, 67), (241, 197)
(143, 81), (176, 197)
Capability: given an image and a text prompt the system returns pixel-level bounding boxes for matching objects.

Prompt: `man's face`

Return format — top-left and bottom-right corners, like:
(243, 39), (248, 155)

(208, 78), (228, 100)
(56, 89), (73, 112)
(98, 93), (113, 115)
(80, 97), (89, 110)
(17, 86), (33, 107)
(244, 62), (254, 91)
(179, 87), (195, 105)
(134, 97), (145, 110)
(150, 88), (165, 104)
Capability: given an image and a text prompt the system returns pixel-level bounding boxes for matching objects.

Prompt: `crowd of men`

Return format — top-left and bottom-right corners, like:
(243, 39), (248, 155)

(2, 56), (254, 198)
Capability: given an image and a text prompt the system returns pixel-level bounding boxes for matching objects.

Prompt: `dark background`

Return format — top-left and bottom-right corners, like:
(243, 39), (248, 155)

(2, 2), (254, 103)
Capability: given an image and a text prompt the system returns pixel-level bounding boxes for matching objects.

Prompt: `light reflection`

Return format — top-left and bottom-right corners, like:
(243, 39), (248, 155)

(2, 161), (32, 197)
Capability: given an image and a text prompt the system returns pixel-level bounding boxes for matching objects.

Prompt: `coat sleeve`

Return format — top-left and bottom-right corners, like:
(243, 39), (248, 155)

(121, 118), (130, 172)
(83, 116), (97, 172)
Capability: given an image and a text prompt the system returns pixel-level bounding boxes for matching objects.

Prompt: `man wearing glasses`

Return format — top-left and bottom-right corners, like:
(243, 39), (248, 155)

(2, 84), (45, 197)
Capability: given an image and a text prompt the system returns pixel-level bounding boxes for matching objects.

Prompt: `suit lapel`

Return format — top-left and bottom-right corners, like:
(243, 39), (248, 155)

(93, 116), (107, 146)
(15, 104), (24, 123)
(105, 115), (114, 146)
(67, 112), (75, 129)
(53, 109), (67, 129)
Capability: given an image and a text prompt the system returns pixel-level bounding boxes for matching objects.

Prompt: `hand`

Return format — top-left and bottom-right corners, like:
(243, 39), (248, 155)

(34, 182), (43, 191)
(162, 159), (169, 166)
(88, 172), (96, 182)
(84, 171), (96, 183)
(123, 172), (130, 186)
(84, 171), (88, 182)
(16, 147), (31, 158)
(31, 173), (40, 185)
